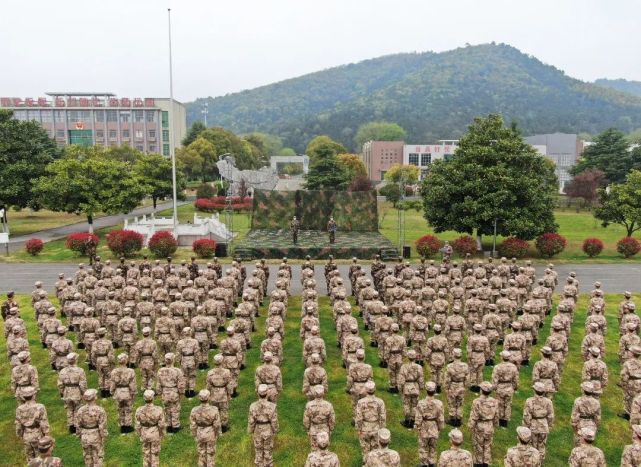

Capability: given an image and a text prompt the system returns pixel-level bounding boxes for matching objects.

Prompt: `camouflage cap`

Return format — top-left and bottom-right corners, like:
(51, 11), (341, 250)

(588, 347), (601, 357)
(473, 323), (484, 332)
(315, 431), (329, 448)
(257, 384), (269, 396)
(263, 351), (273, 362)
(628, 322), (639, 331)
(426, 381), (437, 393)
(540, 346), (553, 356)
(313, 385), (325, 397)
(198, 389), (210, 401)
(67, 352), (79, 362)
(631, 345), (641, 356)
(500, 350), (511, 360)
(407, 349), (417, 360)
(480, 381), (493, 393)
(83, 388), (98, 401)
(21, 386), (37, 398)
(365, 380), (376, 393)
(533, 381), (546, 393)
(213, 354), (223, 364)
(142, 327), (151, 335)
(378, 428), (391, 443)
(633, 424), (641, 438)
(579, 427), (596, 441)
(38, 436), (55, 451)
(433, 324), (442, 332)
(452, 348), (463, 358)
(17, 350), (30, 362)
(143, 389), (155, 401)
(449, 429), (464, 444)
(356, 349), (365, 359)
(516, 426), (532, 442)
(117, 353), (128, 363)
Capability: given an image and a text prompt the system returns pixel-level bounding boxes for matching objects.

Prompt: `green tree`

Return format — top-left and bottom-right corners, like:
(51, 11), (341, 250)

(34, 146), (146, 232)
(304, 143), (350, 190)
(182, 121), (206, 147)
(572, 128), (641, 183)
(384, 164), (420, 186)
(177, 137), (218, 181)
(336, 153), (367, 180)
(243, 132), (284, 157)
(354, 121), (407, 149)
(134, 153), (186, 209)
(305, 135), (347, 163)
(594, 169), (641, 236)
(279, 147), (297, 157)
(0, 109), (59, 225)
(421, 114), (558, 242)
(200, 127), (265, 170)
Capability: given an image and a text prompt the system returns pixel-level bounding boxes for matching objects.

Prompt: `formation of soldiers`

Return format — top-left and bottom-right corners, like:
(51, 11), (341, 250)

(2, 252), (641, 465)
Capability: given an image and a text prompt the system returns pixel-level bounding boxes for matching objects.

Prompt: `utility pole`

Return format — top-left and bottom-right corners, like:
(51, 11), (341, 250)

(167, 8), (178, 235)
(201, 102), (208, 127)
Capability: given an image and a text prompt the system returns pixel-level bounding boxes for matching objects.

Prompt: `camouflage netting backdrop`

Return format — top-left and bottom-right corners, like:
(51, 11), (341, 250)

(251, 189), (378, 231)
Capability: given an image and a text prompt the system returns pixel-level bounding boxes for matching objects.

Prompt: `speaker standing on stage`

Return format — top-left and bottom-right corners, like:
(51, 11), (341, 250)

(290, 216), (301, 244)
(327, 217), (337, 244)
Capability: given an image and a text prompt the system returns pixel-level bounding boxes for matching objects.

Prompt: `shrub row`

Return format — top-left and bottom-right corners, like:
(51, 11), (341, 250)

(194, 197), (252, 212)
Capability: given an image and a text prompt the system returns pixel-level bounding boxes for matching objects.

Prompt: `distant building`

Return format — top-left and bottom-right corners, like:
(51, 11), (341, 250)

(524, 133), (581, 192)
(362, 140), (404, 182)
(403, 140), (459, 180)
(1, 92), (186, 156)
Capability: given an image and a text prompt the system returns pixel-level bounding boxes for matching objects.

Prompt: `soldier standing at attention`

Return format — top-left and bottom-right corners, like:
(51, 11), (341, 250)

(437, 429), (473, 467)
(157, 353), (186, 433)
(248, 384), (279, 467)
(569, 427), (606, 466)
(136, 390), (166, 467)
(206, 354), (234, 432)
(571, 381), (602, 446)
(415, 381), (445, 467)
(397, 349), (425, 428)
(11, 351), (39, 402)
(522, 382), (555, 462)
(15, 386), (50, 462)
(355, 381), (386, 457)
(110, 353), (137, 433)
(304, 431), (340, 467)
(303, 385), (336, 449)
(468, 381), (499, 467)
(504, 426), (541, 467)
(444, 348), (469, 427)
(327, 216), (337, 244)
(27, 436), (62, 467)
(621, 345), (641, 420)
(132, 327), (159, 391)
(91, 327), (114, 397)
(622, 424), (641, 466)
(190, 389), (222, 467)
(76, 389), (108, 467)
(57, 352), (87, 433)
(290, 216), (301, 244)
(491, 350), (519, 427)
(363, 428), (401, 467)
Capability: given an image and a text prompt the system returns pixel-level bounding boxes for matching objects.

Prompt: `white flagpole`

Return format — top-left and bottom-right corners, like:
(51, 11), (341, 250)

(168, 7), (178, 235)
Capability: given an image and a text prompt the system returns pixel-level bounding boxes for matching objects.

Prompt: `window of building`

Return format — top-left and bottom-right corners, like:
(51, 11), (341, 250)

(13, 110), (27, 120)
(135, 144), (144, 151)
(96, 129), (104, 139)
(420, 153), (431, 166)
(95, 110), (105, 122)
(135, 130), (143, 140)
(162, 129), (169, 142)
(54, 110), (65, 123)
(149, 144), (156, 153)
(162, 111), (169, 128)
(41, 110), (53, 122)
(108, 129), (117, 139)
(120, 111), (130, 123)
(134, 110), (144, 122)
(67, 111), (78, 123)
(27, 110), (40, 122)
(122, 129), (130, 139)
(106, 111), (118, 122)
(163, 143), (170, 156)
(146, 111), (156, 122)
(56, 129), (65, 139)
(408, 153), (419, 166)
(148, 129), (156, 139)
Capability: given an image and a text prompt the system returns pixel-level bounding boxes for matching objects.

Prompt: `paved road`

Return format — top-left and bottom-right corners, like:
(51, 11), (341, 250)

(5, 200), (189, 252)
(1, 263), (639, 294)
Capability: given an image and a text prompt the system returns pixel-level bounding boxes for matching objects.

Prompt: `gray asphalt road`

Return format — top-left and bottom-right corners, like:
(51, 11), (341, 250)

(0, 263), (639, 294)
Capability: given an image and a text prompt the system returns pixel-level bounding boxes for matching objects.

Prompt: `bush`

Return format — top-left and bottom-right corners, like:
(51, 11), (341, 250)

(451, 235), (477, 256)
(582, 238), (604, 258)
(193, 238), (217, 258)
(194, 197), (252, 212)
(415, 235), (443, 258)
(379, 184), (401, 205)
(617, 237), (641, 258)
(65, 232), (100, 256)
(25, 238), (44, 256)
(497, 237), (530, 259)
(196, 183), (217, 199)
(535, 232), (567, 258)
(106, 229), (144, 257)
(148, 231), (178, 258)
(347, 175), (373, 192)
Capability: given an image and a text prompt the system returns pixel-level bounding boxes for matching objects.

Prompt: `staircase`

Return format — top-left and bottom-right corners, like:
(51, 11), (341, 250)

(233, 247), (255, 260)
(380, 247), (399, 261)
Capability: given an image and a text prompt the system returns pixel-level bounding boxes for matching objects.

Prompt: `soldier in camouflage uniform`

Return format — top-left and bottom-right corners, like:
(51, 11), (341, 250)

(157, 353), (186, 432)
(91, 327), (114, 397)
(383, 323), (406, 393)
(190, 389), (222, 467)
(569, 427), (606, 466)
(522, 382), (555, 462)
(248, 384), (279, 467)
(57, 352), (87, 433)
(176, 327), (201, 398)
(110, 353), (137, 432)
(11, 351), (39, 401)
(491, 350), (519, 427)
(363, 428), (400, 466)
(27, 435), (62, 467)
(206, 354), (234, 432)
(355, 381), (386, 456)
(621, 345), (641, 420)
(255, 351), (282, 403)
(398, 349), (425, 428)
(220, 327), (243, 396)
(426, 324), (449, 392)
(444, 348), (469, 426)
(582, 346), (608, 390)
(622, 424), (641, 467)
(132, 327), (159, 391)
(136, 390), (166, 467)
(49, 325), (72, 371)
(346, 348), (373, 413)
(304, 431), (339, 467)
(76, 389), (108, 467)
(437, 429), (472, 467)
(303, 353), (329, 400)
(303, 385), (336, 448)
(571, 381), (602, 445)
(15, 386), (50, 461)
(468, 381), (499, 466)
(467, 323), (491, 392)
(415, 381), (444, 467)
(504, 426), (541, 467)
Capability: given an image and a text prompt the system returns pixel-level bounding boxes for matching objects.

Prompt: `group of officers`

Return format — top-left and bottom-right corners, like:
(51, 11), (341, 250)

(3, 252), (641, 465)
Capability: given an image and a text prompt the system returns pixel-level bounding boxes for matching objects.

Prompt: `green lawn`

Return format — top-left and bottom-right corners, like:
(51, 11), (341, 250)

(5, 208), (90, 238)
(1, 292), (635, 465)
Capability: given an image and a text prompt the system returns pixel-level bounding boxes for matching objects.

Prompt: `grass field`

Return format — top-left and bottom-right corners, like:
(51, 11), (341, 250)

(0, 291), (636, 466)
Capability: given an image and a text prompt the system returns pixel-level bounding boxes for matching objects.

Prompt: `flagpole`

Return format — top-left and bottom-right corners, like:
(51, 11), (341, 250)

(168, 7), (178, 235)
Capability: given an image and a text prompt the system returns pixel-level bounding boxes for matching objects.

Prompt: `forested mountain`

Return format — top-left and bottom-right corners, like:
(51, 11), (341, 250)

(186, 44), (641, 152)
(595, 78), (641, 97)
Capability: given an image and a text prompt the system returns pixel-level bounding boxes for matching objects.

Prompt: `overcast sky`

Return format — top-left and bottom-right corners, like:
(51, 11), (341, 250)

(2, 0), (640, 102)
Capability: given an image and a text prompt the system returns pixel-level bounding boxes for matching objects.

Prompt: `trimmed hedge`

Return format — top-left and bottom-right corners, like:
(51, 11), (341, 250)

(148, 231), (178, 258)
(65, 232), (100, 256)
(106, 229), (144, 257)
(617, 237), (641, 258)
(415, 235), (442, 258)
(582, 238), (604, 258)
(535, 233), (567, 258)
(193, 238), (217, 258)
(497, 237), (529, 259)
(451, 235), (477, 257)
(194, 197), (252, 212)
(25, 238), (44, 256)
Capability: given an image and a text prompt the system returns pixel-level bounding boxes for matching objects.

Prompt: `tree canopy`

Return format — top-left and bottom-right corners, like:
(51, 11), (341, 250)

(421, 114), (558, 241)
(572, 128), (641, 183)
(384, 164), (420, 185)
(354, 121), (407, 149)
(594, 169), (641, 237)
(563, 168), (606, 207)
(0, 109), (60, 220)
(336, 153), (367, 180)
(133, 152), (186, 209)
(182, 121), (206, 147)
(305, 135), (347, 163)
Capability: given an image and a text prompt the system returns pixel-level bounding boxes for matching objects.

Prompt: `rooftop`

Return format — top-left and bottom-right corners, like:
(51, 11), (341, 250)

(45, 92), (116, 97)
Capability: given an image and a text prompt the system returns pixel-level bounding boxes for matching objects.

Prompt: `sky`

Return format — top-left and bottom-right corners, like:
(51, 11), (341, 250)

(2, 0), (640, 103)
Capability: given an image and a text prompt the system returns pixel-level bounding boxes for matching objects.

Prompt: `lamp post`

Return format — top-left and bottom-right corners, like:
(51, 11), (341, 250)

(167, 8), (178, 236)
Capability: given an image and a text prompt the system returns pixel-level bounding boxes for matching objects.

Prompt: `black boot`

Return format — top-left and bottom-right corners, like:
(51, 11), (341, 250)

(436, 385), (442, 394)
(455, 418), (462, 427)
(42, 342), (47, 348)
(522, 359), (530, 367)
(499, 419), (508, 427)
(532, 338), (538, 345)
(218, 326), (226, 332)
(619, 412), (631, 420)
(370, 341), (378, 348)
(379, 361), (387, 368)
(407, 418), (415, 428)
(448, 417), (456, 426)
(222, 425), (229, 433)
(120, 425), (127, 434)
(88, 363), (96, 371)
(77, 343), (85, 349)
(470, 385), (480, 393)
(185, 390), (191, 398)
(388, 387), (398, 394)
(209, 343), (217, 349)
(232, 390), (238, 398)
(69, 425), (76, 434)
(101, 389), (111, 398)
(497, 339), (503, 345)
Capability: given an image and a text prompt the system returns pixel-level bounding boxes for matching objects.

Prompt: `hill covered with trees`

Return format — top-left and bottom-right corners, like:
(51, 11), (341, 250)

(595, 78), (641, 97)
(186, 43), (641, 151)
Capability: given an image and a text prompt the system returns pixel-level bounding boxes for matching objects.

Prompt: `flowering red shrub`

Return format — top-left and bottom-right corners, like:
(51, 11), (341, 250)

(451, 235), (477, 256)
(582, 238), (604, 258)
(497, 237), (530, 258)
(65, 232), (100, 256)
(535, 233), (567, 258)
(193, 238), (217, 258)
(148, 231), (178, 258)
(25, 238), (44, 256)
(617, 237), (641, 258)
(415, 235), (443, 258)
(106, 229), (144, 257)
(194, 197), (252, 212)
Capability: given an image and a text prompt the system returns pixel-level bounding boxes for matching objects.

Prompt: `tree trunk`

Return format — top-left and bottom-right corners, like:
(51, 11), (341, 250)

(87, 214), (94, 234)
(627, 223), (635, 237)
(153, 196), (157, 210)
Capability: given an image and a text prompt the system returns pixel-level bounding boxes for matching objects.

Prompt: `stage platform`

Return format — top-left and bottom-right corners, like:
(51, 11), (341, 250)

(234, 229), (396, 259)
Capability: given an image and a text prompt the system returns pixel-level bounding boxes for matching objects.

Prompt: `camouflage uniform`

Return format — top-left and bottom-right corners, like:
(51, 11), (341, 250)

(76, 389), (108, 467)
(49, 326), (72, 371)
(504, 426), (541, 467)
(415, 382), (445, 466)
(468, 382), (499, 466)
(582, 347), (608, 390)
(426, 325), (449, 390)
(132, 328), (159, 391)
(304, 431), (339, 467)
(355, 381), (386, 456)
(190, 389), (222, 467)
(491, 351), (519, 425)
(444, 349), (469, 425)
(532, 346), (561, 395)
(303, 385), (336, 448)
(110, 354), (137, 431)
(467, 324), (491, 390)
(622, 424), (641, 467)
(136, 390), (166, 467)
(621, 346), (641, 417)
(255, 352), (283, 403)
(248, 384), (279, 467)
(15, 387), (50, 461)
(383, 324), (406, 392)
(363, 428), (400, 466)
(176, 327), (201, 396)
(397, 350), (425, 426)
(57, 353), (87, 431)
(27, 435), (62, 467)
(570, 382), (602, 447)
(568, 427), (605, 466)
(346, 349), (373, 412)
(303, 327), (327, 367)
(303, 353), (329, 399)
(91, 328), (115, 396)
(522, 382), (555, 462)
(437, 429), (473, 467)
(11, 351), (39, 401)
(157, 353), (186, 431)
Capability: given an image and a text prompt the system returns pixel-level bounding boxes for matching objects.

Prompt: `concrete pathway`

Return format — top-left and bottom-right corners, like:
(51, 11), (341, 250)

(1, 263), (639, 294)
(5, 200), (189, 252)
